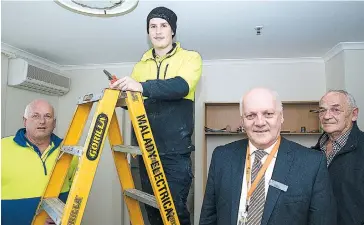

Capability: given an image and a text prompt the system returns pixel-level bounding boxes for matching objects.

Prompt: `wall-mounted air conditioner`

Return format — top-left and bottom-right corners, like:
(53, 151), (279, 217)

(7, 58), (70, 96)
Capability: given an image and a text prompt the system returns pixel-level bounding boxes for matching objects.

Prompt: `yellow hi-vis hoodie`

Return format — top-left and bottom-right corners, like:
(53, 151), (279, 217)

(130, 42), (202, 155)
(1, 128), (78, 225)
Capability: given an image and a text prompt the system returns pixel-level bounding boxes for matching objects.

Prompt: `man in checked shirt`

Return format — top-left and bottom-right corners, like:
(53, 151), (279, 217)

(313, 90), (364, 225)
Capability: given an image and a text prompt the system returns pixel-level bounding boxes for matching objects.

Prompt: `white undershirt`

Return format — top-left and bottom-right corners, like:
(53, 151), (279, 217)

(236, 140), (279, 225)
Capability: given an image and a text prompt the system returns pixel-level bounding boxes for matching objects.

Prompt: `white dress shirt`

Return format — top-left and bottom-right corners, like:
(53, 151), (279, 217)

(236, 140), (279, 225)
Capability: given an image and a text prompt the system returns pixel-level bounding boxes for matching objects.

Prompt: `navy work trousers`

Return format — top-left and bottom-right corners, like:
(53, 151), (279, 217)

(138, 153), (193, 225)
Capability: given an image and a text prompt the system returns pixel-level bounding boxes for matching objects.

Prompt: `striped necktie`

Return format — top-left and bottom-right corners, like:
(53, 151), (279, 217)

(246, 149), (267, 225)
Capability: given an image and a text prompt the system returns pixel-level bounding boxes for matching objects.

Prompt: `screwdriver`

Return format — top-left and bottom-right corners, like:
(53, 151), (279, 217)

(103, 69), (118, 84)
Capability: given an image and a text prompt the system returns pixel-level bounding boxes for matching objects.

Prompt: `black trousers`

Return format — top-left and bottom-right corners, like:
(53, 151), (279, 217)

(138, 153), (193, 225)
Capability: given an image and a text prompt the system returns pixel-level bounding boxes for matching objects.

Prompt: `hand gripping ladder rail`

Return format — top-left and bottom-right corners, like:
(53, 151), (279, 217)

(31, 89), (180, 225)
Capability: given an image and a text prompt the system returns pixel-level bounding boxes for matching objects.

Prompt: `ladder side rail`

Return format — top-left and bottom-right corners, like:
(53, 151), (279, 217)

(125, 91), (180, 225)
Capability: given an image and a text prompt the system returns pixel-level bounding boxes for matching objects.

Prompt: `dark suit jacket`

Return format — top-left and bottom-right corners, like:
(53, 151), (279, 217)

(199, 138), (337, 225)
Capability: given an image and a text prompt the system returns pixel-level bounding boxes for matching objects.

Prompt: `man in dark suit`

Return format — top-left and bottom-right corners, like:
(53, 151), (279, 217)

(312, 90), (364, 225)
(199, 87), (337, 225)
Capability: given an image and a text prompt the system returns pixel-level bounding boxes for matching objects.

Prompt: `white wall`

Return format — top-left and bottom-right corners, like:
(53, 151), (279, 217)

(325, 52), (346, 90)
(1, 53), (9, 137)
(1, 54), (59, 138)
(344, 49), (364, 129)
(324, 48), (364, 130)
(202, 60), (325, 102)
(194, 58), (326, 224)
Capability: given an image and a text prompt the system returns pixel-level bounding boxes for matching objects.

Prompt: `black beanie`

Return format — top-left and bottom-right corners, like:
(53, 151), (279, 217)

(147, 6), (177, 38)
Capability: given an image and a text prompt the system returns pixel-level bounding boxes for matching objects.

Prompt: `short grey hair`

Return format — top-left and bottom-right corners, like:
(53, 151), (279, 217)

(239, 88), (283, 117)
(23, 99), (56, 119)
(324, 90), (357, 109)
(24, 104), (31, 119)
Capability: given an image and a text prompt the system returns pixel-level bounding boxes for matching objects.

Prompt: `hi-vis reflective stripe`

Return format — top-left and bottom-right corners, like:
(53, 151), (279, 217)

(126, 91), (179, 225)
(32, 89), (180, 225)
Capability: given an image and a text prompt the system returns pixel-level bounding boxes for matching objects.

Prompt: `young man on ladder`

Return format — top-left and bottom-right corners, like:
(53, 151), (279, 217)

(110, 6), (202, 225)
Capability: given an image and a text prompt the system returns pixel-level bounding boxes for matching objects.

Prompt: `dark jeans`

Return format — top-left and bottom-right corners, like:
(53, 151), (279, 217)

(138, 153), (193, 225)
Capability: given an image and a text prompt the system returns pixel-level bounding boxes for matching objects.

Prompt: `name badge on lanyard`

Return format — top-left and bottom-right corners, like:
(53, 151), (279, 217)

(238, 210), (248, 225)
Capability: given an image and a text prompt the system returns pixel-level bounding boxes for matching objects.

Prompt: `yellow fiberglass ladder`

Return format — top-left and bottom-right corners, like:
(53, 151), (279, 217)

(31, 88), (180, 225)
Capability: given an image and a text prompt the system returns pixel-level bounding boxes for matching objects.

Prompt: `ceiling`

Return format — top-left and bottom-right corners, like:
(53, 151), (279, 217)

(2, 1), (364, 66)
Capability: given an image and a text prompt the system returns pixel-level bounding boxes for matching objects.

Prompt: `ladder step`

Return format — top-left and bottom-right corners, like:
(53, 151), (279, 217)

(77, 90), (127, 105)
(124, 189), (158, 209)
(116, 92), (127, 107)
(61, 145), (83, 157)
(41, 198), (65, 225)
(77, 92), (104, 105)
(113, 145), (142, 155)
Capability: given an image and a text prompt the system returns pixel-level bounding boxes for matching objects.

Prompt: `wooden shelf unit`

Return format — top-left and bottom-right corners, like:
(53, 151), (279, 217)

(205, 101), (322, 134)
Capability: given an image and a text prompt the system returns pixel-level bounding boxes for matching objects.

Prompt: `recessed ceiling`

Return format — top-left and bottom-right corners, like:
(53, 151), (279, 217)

(2, 1), (364, 66)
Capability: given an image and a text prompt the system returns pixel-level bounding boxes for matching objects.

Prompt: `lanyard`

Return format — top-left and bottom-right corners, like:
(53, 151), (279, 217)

(245, 136), (281, 206)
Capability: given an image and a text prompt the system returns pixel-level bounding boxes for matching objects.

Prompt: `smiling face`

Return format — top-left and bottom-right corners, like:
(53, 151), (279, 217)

(241, 88), (284, 149)
(319, 92), (358, 138)
(23, 100), (56, 141)
(148, 17), (173, 51)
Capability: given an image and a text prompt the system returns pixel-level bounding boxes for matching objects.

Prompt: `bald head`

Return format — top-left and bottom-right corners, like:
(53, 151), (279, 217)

(240, 87), (282, 117)
(240, 87), (284, 149)
(319, 90), (358, 139)
(23, 99), (56, 143)
(24, 99), (55, 119)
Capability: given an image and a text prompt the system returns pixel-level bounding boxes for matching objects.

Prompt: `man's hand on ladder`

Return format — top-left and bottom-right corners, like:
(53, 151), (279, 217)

(105, 69), (143, 93)
(104, 70), (139, 159)
(109, 77), (143, 93)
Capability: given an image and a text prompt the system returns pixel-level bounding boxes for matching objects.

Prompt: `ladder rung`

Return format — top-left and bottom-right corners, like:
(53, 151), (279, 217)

(77, 92), (104, 105)
(116, 92), (127, 107)
(41, 198), (65, 225)
(77, 90), (127, 105)
(61, 145), (83, 157)
(124, 189), (158, 209)
(113, 145), (142, 155)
